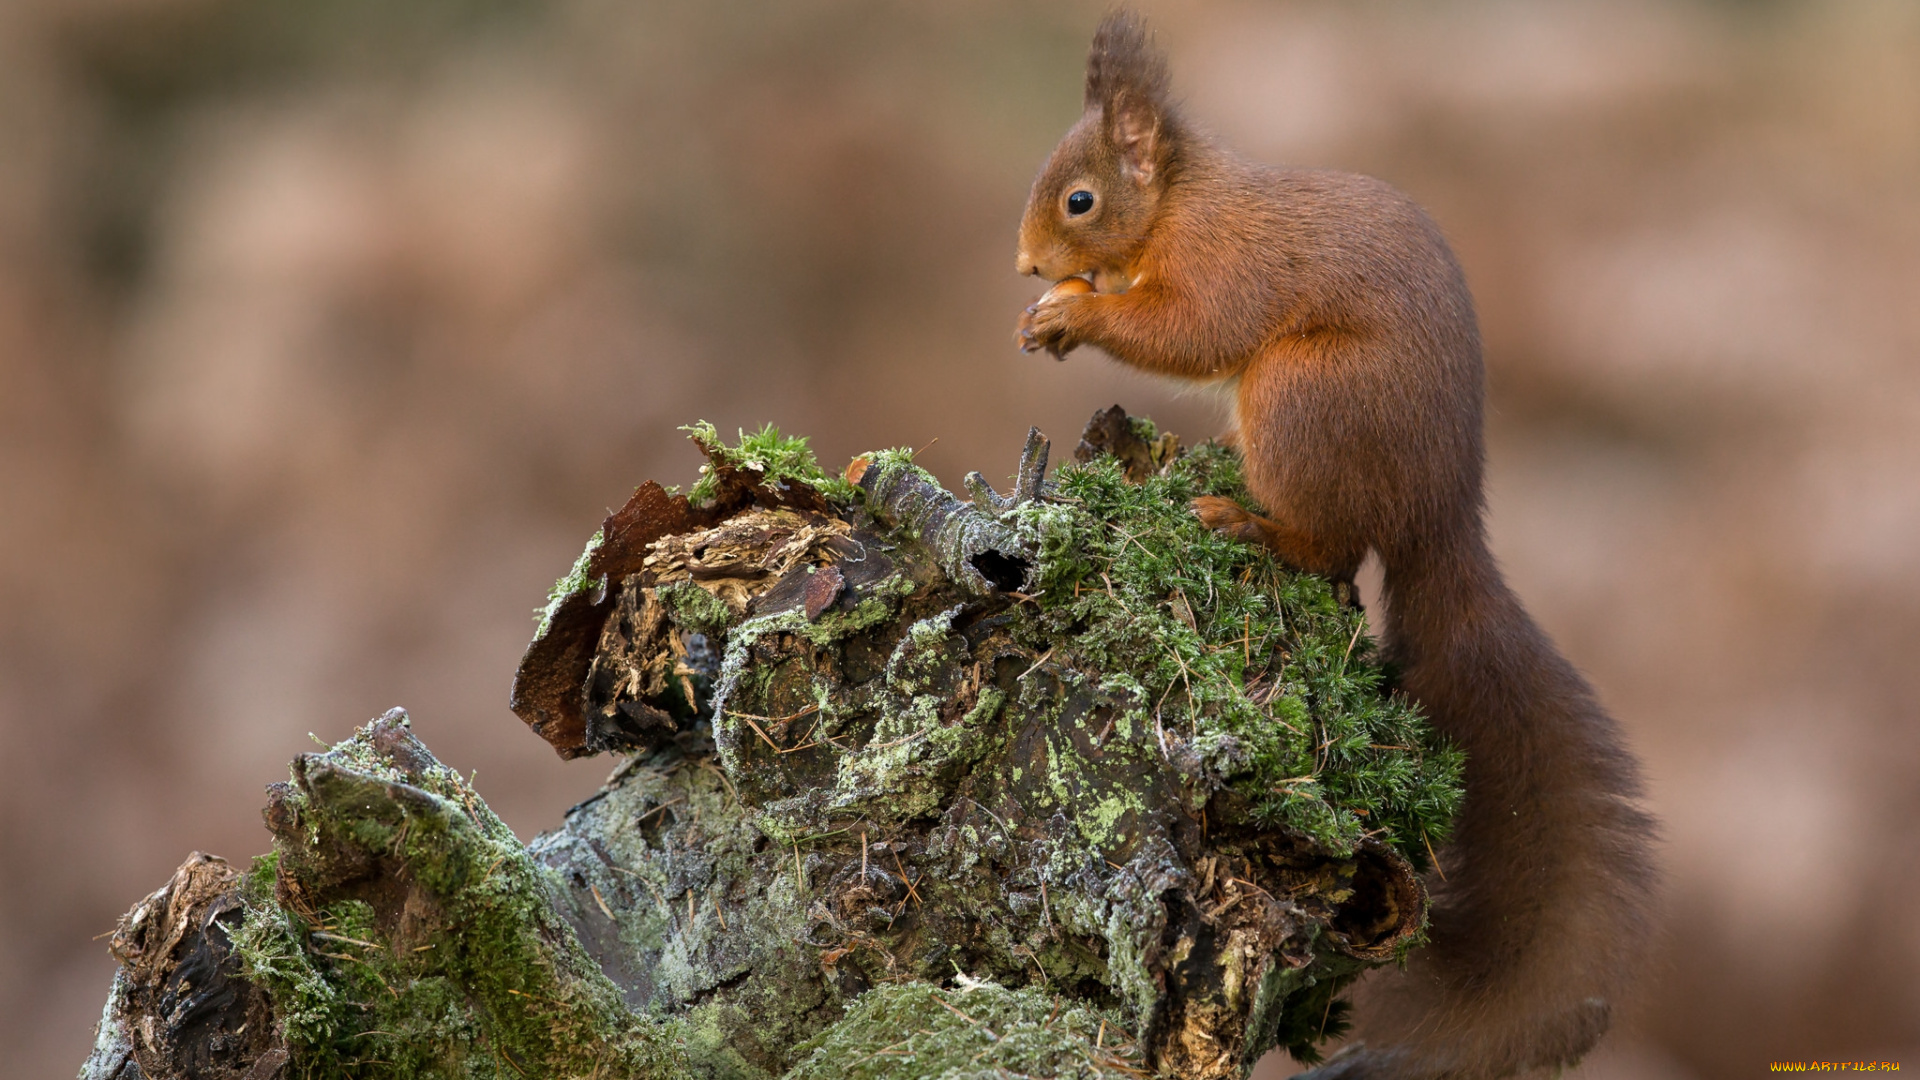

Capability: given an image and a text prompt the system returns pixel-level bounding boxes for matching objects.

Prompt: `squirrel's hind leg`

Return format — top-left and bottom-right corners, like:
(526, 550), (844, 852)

(1191, 496), (1362, 581)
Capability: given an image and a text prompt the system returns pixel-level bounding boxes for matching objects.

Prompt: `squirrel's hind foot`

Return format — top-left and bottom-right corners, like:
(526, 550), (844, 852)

(1192, 495), (1274, 544)
(1191, 496), (1361, 586)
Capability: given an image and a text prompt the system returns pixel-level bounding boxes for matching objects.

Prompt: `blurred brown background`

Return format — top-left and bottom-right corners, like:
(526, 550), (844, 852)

(4, 0), (1918, 1076)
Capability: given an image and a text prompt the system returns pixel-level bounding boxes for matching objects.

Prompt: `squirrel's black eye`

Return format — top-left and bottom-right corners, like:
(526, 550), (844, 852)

(1066, 190), (1095, 216)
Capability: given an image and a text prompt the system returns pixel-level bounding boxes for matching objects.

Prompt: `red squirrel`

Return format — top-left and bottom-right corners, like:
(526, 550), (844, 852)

(1015, 13), (1657, 1079)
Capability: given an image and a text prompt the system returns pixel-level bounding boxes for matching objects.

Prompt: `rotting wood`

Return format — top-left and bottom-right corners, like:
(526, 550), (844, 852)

(83, 409), (1462, 1080)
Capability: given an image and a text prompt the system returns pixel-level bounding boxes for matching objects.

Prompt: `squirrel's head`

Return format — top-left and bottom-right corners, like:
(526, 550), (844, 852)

(1017, 11), (1179, 289)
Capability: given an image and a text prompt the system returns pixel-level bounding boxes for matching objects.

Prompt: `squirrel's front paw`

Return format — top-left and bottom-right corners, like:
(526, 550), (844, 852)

(1016, 291), (1083, 360)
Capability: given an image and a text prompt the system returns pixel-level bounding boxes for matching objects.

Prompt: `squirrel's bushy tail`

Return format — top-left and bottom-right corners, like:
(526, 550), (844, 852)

(1313, 536), (1660, 1080)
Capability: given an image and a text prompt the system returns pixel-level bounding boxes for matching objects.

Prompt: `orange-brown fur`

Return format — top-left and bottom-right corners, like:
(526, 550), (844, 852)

(1016, 13), (1658, 1079)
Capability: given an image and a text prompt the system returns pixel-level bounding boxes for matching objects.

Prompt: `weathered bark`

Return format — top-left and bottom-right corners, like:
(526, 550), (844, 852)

(83, 411), (1461, 1080)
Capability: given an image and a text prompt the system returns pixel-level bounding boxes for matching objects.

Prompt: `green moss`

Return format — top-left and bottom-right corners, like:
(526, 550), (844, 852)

(1264, 964), (1360, 1066)
(1001, 443), (1464, 861)
(856, 446), (920, 477)
(534, 529), (603, 637)
(231, 717), (685, 1080)
(685, 421), (859, 507)
(230, 872), (342, 1051)
(660, 578), (739, 634)
(800, 573), (916, 646)
(784, 981), (1143, 1080)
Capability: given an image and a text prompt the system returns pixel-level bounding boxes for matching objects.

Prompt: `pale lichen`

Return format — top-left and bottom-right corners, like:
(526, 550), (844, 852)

(784, 980), (1144, 1080)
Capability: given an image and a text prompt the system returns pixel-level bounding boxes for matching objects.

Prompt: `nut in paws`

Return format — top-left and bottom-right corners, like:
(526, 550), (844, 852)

(1016, 289), (1085, 359)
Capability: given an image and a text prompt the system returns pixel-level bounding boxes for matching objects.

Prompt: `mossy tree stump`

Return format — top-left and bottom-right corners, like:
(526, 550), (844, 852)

(82, 410), (1461, 1080)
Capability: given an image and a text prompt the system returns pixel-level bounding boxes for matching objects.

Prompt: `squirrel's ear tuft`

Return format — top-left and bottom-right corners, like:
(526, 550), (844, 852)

(1085, 10), (1168, 113)
(1085, 9), (1171, 182)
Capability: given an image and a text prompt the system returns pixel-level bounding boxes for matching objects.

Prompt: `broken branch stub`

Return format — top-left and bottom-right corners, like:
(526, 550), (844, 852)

(851, 445), (1037, 595)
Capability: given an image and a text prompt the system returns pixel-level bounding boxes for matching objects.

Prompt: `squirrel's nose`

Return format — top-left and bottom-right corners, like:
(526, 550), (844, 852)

(1016, 252), (1039, 277)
